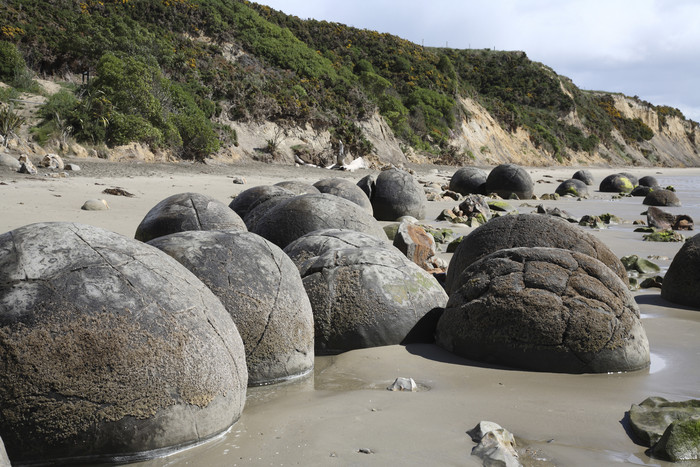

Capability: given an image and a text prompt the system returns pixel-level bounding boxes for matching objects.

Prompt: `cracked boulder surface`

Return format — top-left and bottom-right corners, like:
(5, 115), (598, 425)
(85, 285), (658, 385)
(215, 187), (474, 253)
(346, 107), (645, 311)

(661, 233), (700, 309)
(370, 168), (426, 221)
(313, 177), (373, 214)
(149, 230), (314, 386)
(0, 222), (248, 464)
(135, 192), (246, 242)
(300, 246), (448, 355)
(283, 228), (392, 270)
(446, 213), (628, 293)
(251, 193), (388, 249)
(437, 247), (649, 373)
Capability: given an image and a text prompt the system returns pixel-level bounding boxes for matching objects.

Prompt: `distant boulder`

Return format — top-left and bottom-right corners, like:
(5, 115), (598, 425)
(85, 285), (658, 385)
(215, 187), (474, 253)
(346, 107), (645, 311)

(313, 177), (373, 213)
(644, 189), (681, 207)
(449, 167), (487, 195)
(619, 172), (639, 186)
(555, 179), (589, 197)
(599, 174), (634, 193)
(371, 169), (427, 221)
(661, 233), (700, 308)
(572, 169), (594, 185)
(485, 164), (534, 199)
(631, 185), (654, 197)
(639, 175), (659, 187)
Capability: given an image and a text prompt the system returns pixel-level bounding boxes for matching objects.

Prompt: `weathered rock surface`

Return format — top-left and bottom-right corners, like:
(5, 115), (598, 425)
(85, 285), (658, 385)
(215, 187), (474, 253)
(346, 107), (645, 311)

(449, 167), (488, 195)
(599, 173), (634, 193)
(485, 164), (534, 200)
(0, 222), (247, 463)
(572, 169), (594, 185)
(0, 153), (20, 169)
(313, 177), (373, 213)
(135, 192), (246, 242)
(40, 153), (64, 170)
(630, 185), (654, 197)
(283, 228), (391, 269)
(356, 174), (376, 199)
(273, 180), (320, 195)
(438, 247), (650, 373)
(242, 190), (297, 231)
(644, 189), (681, 207)
(393, 221), (437, 271)
(652, 418), (700, 461)
(370, 168), (427, 221)
(446, 214), (628, 293)
(80, 199), (109, 211)
(639, 175), (659, 187)
(300, 246), (448, 354)
(229, 185), (294, 219)
(148, 230), (314, 386)
(555, 178), (589, 197)
(629, 397), (700, 447)
(468, 421), (521, 467)
(661, 233), (700, 308)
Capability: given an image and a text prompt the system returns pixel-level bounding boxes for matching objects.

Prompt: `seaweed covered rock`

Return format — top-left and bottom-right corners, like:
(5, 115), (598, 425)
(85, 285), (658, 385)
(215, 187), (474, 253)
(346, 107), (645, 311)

(572, 169), (594, 185)
(313, 177), (373, 213)
(300, 247), (448, 354)
(149, 230), (314, 386)
(445, 214), (628, 293)
(449, 167), (488, 195)
(437, 247), (650, 373)
(484, 164), (534, 200)
(0, 222), (247, 464)
(661, 233), (700, 308)
(251, 193), (387, 249)
(371, 169), (427, 221)
(644, 189), (681, 207)
(283, 228), (391, 269)
(555, 179), (589, 198)
(135, 192), (246, 242)
(599, 174), (635, 193)
(629, 396), (700, 447)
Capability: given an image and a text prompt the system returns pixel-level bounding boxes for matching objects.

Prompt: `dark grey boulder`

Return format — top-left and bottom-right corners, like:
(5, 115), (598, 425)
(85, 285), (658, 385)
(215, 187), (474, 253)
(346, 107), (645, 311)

(449, 167), (488, 195)
(572, 169), (594, 185)
(661, 233), (700, 308)
(313, 177), (373, 213)
(437, 247), (650, 373)
(629, 396), (700, 447)
(555, 179), (589, 197)
(599, 174), (634, 193)
(229, 185), (294, 219)
(485, 164), (534, 199)
(639, 175), (659, 187)
(242, 191), (297, 231)
(135, 192), (246, 242)
(274, 180), (321, 195)
(371, 169), (427, 221)
(631, 185), (654, 197)
(251, 193), (388, 249)
(148, 230), (314, 386)
(445, 213), (628, 293)
(0, 222), (247, 464)
(356, 174), (376, 199)
(300, 247), (448, 354)
(283, 228), (391, 269)
(619, 172), (639, 186)
(644, 189), (681, 207)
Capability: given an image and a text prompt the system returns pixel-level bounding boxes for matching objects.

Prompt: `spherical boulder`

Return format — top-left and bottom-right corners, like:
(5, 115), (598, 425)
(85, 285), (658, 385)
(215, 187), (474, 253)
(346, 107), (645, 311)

(284, 228), (391, 269)
(437, 247), (650, 373)
(619, 172), (639, 186)
(631, 185), (654, 197)
(485, 164), (534, 199)
(274, 180), (321, 195)
(229, 185), (294, 219)
(449, 167), (488, 195)
(242, 191), (297, 231)
(148, 230), (314, 385)
(445, 213), (628, 293)
(356, 174), (376, 199)
(661, 233), (700, 308)
(371, 169), (426, 220)
(639, 175), (659, 187)
(300, 246), (448, 354)
(135, 192), (246, 242)
(0, 222), (247, 463)
(599, 174), (634, 193)
(313, 177), (373, 213)
(572, 169), (594, 186)
(251, 193), (388, 249)
(644, 189), (681, 207)
(555, 179), (589, 197)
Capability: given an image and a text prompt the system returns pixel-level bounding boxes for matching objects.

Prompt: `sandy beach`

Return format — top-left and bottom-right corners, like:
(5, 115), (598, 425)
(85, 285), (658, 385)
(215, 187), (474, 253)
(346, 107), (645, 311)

(1, 158), (699, 466)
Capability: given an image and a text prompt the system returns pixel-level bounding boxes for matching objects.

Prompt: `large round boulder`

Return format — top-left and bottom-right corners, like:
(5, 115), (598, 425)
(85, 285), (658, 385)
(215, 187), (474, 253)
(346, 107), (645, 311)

(148, 230), (314, 385)
(437, 247), (650, 373)
(639, 175), (659, 187)
(572, 169), (594, 186)
(599, 174), (635, 193)
(644, 189), (681, 207)
(619, 172), (639, 186)
(370, 169), (427, 221)
(356, 174), (376, 199)
(251, 193), (388, 249)
(555, 179), (589, 197)
(661, 233), (700, 308)
(313, 177), (373, 213)
(274, 180), (321, 195)
(449, 167), (488, 195)
(300, 246), (448, 354)
(485, 164), (534, 199)
(135, 192), (246, 242)
(229, 185), (293, 219)
(445, 214), (628, 293)
(283, 228), (391, 269)
(0, 222), (247, 463)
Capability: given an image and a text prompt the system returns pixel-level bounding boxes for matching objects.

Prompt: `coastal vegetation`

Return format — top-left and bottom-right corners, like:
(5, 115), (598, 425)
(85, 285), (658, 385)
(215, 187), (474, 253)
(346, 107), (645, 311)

(0, 0), (693, 162)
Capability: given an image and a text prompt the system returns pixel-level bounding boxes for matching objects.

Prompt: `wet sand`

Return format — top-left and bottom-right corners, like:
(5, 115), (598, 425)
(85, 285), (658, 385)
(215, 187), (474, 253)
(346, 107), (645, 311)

(1, 159), (699, 466)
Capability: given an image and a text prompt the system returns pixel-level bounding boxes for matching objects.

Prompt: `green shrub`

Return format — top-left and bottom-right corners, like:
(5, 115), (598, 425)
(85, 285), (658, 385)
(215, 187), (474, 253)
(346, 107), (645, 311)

(0, 41), (25, 84)
(108, 112), (163, 147)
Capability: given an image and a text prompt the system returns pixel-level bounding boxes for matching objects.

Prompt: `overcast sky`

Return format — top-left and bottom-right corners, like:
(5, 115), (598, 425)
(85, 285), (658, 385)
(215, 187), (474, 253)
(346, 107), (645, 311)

(257, 0), (700, 122)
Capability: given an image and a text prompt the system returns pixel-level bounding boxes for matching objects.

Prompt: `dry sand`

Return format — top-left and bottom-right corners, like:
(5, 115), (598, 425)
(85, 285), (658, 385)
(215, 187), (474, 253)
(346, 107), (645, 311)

(1, 158), (699, 466)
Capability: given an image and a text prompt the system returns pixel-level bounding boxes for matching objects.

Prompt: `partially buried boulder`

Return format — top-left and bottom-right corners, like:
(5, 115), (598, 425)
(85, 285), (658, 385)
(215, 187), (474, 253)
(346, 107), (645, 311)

(629, 396), (700, 447)
(393, 221), (437, 271)
(639, 175), (659, 187)
(148, 230), (314, 386)
(445, 213), (628, 293)
(300, 247), (448, 354)
(437, 247), (650, 373)
(599, 173), (634, 193)
(370, 168), (426, 221)
(448, 167), (487, 195)
(555, 179), (589, 197)
(135, 192), (246, 242)
(251, 193), (388, 249)
(644, 189), (681, 207)
(485, 164), (534, 199)
(313, 177), (373, 213)
(572, 169), (594, 186)
(283, 228), (391, 269)
(661, 233), (700, 308)
(0, 222), (247, 464)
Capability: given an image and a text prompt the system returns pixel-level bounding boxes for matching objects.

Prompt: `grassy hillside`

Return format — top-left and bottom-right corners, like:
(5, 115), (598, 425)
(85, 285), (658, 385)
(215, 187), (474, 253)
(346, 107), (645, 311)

(0, 0), (694, 162)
